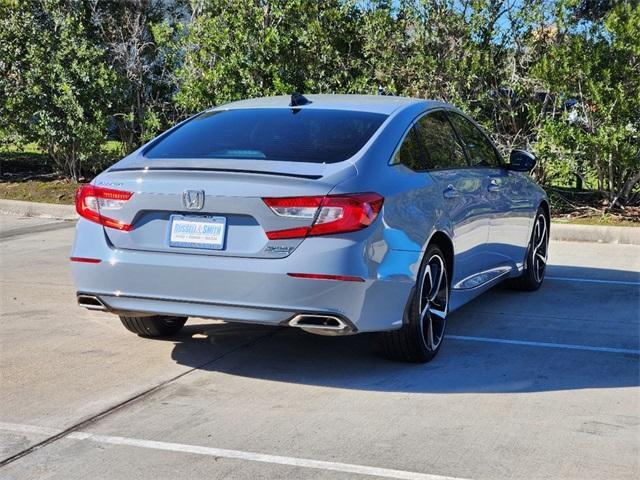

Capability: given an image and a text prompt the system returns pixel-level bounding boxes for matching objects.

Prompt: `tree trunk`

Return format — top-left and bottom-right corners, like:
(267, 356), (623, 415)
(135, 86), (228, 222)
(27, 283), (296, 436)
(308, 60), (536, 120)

(136, 87), (144, 146)
(607, 152), (614, 202)
(68, 141), (78, 182)
(595, 161), (603, 192)
(620, 171), (640, 200)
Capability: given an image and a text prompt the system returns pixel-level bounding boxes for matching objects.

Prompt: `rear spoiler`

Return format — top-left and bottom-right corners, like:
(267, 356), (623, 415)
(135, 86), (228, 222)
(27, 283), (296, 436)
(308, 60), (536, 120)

(108, 166), (323, 180)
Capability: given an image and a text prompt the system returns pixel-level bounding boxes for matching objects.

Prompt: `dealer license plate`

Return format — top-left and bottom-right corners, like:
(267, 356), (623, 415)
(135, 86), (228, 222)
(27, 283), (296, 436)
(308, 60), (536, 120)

(168, 215), (226, 250)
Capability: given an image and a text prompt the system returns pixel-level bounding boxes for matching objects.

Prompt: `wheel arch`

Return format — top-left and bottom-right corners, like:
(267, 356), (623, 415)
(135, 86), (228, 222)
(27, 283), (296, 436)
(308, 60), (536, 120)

(539, 199), (551, 224)
(426, 231), (454, 286)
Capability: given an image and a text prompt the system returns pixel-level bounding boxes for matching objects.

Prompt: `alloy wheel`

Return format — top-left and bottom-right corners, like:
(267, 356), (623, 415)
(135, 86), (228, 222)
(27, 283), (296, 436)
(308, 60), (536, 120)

(531, 214), (549, 283)
(418, 254), (449, 351)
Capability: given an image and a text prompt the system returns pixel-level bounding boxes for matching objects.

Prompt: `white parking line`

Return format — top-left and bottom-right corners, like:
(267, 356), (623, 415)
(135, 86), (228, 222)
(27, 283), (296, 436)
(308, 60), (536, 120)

(447, 335), (640, 355)
(0, 422), (466, 480)
(546, 276), (640, 286)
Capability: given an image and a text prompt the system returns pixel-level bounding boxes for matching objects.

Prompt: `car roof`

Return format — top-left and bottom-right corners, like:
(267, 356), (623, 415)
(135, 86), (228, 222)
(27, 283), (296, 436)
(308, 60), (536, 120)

(211, 94), (448, 115)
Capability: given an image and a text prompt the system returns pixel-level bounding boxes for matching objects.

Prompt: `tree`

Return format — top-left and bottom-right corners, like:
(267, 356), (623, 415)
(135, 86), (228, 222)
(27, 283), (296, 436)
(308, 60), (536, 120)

(352, 0), (543, 149)
(532, 0), (640, 206)
(0, 0), (637, 205)
(175, 0), (364, 112)
(0, 0), (115, 180)
(88, 0), (188, 152)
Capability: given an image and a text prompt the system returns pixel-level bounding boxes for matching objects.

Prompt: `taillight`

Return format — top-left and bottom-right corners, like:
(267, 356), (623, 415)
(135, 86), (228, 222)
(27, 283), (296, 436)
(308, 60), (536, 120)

(263, 193), (383, 239)
(75, 185), (133, 231)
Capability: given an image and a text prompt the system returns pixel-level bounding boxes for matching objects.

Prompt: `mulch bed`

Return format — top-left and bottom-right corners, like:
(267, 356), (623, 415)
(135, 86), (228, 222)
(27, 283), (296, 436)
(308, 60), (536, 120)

(547, 186), (640, 225)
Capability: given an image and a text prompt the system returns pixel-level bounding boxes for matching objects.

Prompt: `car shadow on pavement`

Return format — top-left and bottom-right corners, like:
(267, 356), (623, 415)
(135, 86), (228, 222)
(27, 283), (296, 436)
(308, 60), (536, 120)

(161, 264), (639, 394)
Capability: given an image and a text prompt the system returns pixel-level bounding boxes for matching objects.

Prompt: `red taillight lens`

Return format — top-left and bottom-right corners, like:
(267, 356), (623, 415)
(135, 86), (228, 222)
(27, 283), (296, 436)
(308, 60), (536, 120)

(287, 273), (365, 282)
(75, 185), (133, 231)
(263, 193), (383, 240)
(70, 257), (102, 263)
(265, 226), (314, 240)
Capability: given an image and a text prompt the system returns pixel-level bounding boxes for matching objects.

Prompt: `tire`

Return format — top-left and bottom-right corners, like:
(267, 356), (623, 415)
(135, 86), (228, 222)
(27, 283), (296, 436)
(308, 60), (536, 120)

(381, 244), (450, 363)
(507, 207), (549, 291)
(119, 315), (187, 337)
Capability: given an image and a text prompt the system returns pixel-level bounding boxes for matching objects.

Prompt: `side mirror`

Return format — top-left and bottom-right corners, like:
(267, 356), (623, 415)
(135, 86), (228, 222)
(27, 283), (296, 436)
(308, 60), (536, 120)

(508, 149), (537, 172)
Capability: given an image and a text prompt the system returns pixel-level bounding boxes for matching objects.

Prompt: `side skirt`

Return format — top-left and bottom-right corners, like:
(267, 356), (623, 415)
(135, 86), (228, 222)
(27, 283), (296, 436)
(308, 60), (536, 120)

(449, 266), (515, 312)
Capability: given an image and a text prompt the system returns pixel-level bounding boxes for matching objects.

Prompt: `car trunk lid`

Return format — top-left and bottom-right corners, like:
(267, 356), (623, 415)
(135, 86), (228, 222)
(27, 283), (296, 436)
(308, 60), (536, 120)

(95, 160), (355, 259)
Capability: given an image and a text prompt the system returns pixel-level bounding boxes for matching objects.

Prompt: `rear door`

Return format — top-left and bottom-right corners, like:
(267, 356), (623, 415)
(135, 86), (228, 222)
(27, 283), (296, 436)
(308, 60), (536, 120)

(413, 110), (493, 287)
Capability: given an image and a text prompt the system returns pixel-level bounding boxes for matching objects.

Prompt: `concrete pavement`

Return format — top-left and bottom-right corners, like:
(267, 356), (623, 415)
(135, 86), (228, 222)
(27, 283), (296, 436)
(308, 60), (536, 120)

(0, 215), (638, 479)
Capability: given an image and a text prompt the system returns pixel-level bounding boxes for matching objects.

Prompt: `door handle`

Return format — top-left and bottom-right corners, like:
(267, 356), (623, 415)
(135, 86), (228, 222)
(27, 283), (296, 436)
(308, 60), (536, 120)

(443, 184), (460, 199)
(487, 178), (501, 193)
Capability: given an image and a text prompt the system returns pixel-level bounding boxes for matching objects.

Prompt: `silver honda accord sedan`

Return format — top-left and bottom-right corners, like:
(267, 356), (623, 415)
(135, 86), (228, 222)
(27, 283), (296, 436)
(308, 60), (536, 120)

(71, 94), (549, 362)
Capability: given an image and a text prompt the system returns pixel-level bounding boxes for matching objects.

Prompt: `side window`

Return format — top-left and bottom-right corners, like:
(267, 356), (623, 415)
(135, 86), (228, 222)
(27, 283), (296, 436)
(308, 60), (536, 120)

(448, 113), (501, 167)
(393, 126), (427, 171)
(414, 111), (467, 170)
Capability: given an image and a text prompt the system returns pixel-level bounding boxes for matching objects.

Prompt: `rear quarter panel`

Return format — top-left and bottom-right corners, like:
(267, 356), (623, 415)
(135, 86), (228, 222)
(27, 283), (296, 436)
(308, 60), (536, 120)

(329, 103), (453, 285)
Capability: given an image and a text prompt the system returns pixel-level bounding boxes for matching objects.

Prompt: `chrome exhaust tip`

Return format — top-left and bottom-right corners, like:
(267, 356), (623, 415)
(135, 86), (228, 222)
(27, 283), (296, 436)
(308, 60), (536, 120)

(77, 294), (107, 311)
(288, 314), (352, 336)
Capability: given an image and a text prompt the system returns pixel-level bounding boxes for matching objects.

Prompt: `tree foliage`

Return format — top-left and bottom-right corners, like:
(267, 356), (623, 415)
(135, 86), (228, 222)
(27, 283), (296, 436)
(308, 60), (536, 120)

(0, 0), (638, 205)
(0, 0), (115, 180)
(175, 0), (362, 111)
(88, 0), (188, 151)
(532, 0), (640, 205)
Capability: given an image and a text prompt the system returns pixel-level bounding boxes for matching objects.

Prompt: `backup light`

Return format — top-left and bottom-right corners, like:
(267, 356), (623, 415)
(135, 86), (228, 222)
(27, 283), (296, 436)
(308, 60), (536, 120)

(75, 185), (133, 231)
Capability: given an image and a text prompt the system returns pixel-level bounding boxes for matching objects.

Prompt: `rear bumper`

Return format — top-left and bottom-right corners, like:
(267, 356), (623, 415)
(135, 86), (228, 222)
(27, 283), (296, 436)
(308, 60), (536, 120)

(71, 220), (418, 332)
(77, 291), (357, 333)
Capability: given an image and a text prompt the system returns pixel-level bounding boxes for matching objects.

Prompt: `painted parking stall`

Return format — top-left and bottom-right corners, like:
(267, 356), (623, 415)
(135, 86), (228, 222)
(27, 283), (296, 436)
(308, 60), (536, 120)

(1, 216), (638, 479)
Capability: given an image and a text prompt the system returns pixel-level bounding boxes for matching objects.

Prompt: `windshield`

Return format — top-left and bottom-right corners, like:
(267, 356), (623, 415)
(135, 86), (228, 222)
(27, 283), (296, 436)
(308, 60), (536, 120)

(144, 108), (387, 164)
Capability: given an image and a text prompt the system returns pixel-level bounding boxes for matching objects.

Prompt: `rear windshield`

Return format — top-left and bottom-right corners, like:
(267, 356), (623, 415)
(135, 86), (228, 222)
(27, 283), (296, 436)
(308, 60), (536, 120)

(144, 108), (387, 163)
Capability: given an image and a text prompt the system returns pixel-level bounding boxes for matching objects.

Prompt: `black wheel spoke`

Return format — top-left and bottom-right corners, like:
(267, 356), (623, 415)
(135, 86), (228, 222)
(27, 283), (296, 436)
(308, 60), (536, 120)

(531, 214), (548, 283)
(420, 265), (432, 314)
(426, 314), (435, 350)
(429, 263), (444, 302)
(419, 254), (448, 352)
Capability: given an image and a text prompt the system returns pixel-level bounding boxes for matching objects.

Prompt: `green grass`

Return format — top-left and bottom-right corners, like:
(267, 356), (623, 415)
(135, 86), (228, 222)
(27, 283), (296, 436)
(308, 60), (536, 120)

(2, 141), (122, 155)
(0, 142), (114, 205)
(1, 142), (41, 154)
(1, 142), (50, 163)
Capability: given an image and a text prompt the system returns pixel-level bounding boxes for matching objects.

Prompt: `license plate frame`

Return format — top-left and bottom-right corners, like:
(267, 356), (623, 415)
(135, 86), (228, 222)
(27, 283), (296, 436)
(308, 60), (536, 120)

(168, 215), (227, 251)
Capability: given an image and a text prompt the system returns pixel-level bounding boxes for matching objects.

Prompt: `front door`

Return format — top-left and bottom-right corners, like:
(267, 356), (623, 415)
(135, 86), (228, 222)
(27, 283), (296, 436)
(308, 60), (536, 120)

(447, 112), (531, 272)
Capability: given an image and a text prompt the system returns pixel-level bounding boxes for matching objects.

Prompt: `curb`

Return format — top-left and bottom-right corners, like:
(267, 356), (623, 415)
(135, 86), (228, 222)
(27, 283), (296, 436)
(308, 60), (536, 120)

(0, 199), (76, 221)
(0, 198), (638, 245)
(550, 223), (639, 246)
